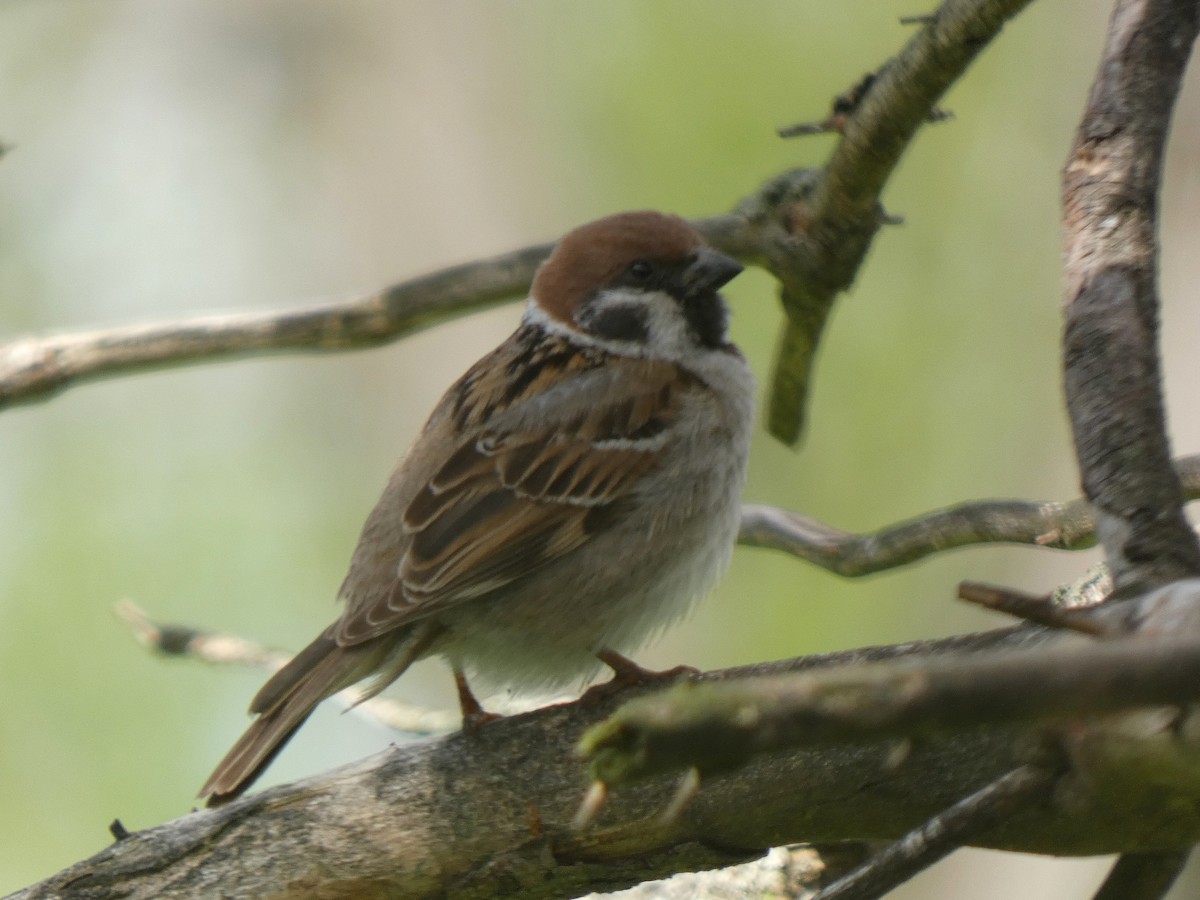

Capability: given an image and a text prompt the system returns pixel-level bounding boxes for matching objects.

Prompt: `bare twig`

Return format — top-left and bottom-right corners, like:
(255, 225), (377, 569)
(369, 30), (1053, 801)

(0, 0), (1037, 453)
(957, 582), (1118, 636)
(765, 0), (1036, 442)
(0, 243), (553, 410)
(814, 765), (1058, 900)
(1091, 850), (1191, 900)
(777, 72), (952, 138)
(116, 600), (459, 735)
(737, 455), (1200, 575)
(1061, 0), (1200, 596)
(777, 73), (879, 137)
(0, 208), (762, 414)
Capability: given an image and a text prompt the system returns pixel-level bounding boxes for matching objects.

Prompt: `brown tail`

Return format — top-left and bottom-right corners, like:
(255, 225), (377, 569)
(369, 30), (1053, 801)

(199, 632), (368, 805)
(198, 622), (441, 805)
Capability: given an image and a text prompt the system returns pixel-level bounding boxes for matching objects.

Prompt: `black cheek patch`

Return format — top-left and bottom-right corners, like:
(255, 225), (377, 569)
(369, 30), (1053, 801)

(682, 293), (729, 350)
(579, 302), (651, 344)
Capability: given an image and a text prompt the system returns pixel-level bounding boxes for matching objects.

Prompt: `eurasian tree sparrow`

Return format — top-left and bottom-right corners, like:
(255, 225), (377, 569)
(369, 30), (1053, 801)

(200, 211), (755, 804)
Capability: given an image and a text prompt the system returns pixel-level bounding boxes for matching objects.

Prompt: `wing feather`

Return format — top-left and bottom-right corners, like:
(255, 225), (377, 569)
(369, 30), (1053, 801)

(334, 352), (690, 645)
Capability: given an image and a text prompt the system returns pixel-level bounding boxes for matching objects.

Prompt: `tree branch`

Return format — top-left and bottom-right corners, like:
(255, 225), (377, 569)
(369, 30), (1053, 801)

(115, 600), (460, 736)
(765, 0), (1035, 442)
(581, 587), (1200, 785)
(1061, 0), (1200, 596)
(0, 0), (1038, 453)
(0, 204), (765, 414)
(814, 765), (1058, 900)
(738, 455), (1200, 576)
(957, 582), (1118, 636)
(17, 625), (1200, 900)
(0, 191), (799, 418)
(1091, 850), (1190, 900)
(0, 244), (551, 410)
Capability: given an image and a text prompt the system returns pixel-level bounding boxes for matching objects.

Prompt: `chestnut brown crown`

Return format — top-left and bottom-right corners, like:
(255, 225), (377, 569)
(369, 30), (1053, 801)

(531, 211), (708, 323)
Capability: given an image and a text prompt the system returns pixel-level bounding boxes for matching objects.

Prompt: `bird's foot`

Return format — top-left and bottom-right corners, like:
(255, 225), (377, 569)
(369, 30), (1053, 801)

(454, 668), (503, 733)
(581, 648), (699, 704)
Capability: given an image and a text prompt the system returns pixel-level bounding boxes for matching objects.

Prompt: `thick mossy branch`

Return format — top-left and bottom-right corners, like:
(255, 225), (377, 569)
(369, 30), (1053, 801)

(19, 626), (1200, 899)
(582, 595), (1200, 786)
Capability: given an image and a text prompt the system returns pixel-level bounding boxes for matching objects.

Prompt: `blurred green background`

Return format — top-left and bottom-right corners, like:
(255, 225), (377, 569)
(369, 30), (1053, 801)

(2, 1), (1199, 896)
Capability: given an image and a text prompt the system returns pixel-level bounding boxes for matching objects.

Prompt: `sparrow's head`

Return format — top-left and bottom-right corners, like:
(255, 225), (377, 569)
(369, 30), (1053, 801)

(531, 211), (744, 356)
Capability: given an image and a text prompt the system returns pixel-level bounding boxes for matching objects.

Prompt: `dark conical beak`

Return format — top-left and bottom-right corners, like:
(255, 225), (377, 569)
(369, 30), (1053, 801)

(684, 246), (744, 296)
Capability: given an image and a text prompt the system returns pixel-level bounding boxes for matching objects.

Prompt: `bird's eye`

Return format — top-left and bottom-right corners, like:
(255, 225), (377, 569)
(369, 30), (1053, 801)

(628, 260), (654, 280)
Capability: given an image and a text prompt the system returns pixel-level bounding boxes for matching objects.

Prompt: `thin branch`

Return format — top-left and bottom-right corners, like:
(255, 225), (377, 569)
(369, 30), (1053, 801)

(0, 208), (755, 413)
(814, 765), (1058, 900)
(581, 589), (1200, 785)
(777, 73), (883, 138)
(116, 600), (523, 735)
(737, 454), (1200, 575)
(0, 198), (785, 417)
(0, 243), (552, 410)
(117, 599), (282, 668)
(765, 0), (1036, 442)
(777, 73), (952, 139)
(0, 0), (1037, 453)
(1061, 0), (1200, 595)
(1091, 850), (1191, 900)
(956, 582), (1118, 636)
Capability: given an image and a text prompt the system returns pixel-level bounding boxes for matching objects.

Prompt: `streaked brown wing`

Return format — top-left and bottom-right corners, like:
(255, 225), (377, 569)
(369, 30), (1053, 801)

(333, 358), (685, 645)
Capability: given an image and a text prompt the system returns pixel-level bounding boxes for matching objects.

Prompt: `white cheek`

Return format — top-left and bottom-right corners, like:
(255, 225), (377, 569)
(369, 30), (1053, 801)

(639, 292), (698, 358)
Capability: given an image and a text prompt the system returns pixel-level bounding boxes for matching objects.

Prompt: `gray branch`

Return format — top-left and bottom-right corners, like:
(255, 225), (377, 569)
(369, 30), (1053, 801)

(1091, 850), (1191, 900)
(0, 244), (551, 410)
(0, 196), (792, 417)
(1061, 0), (1200, 596)
(738, 455), (1200, 576)
(115, 600), (460, 736)
(814, 765), (1058, 900)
